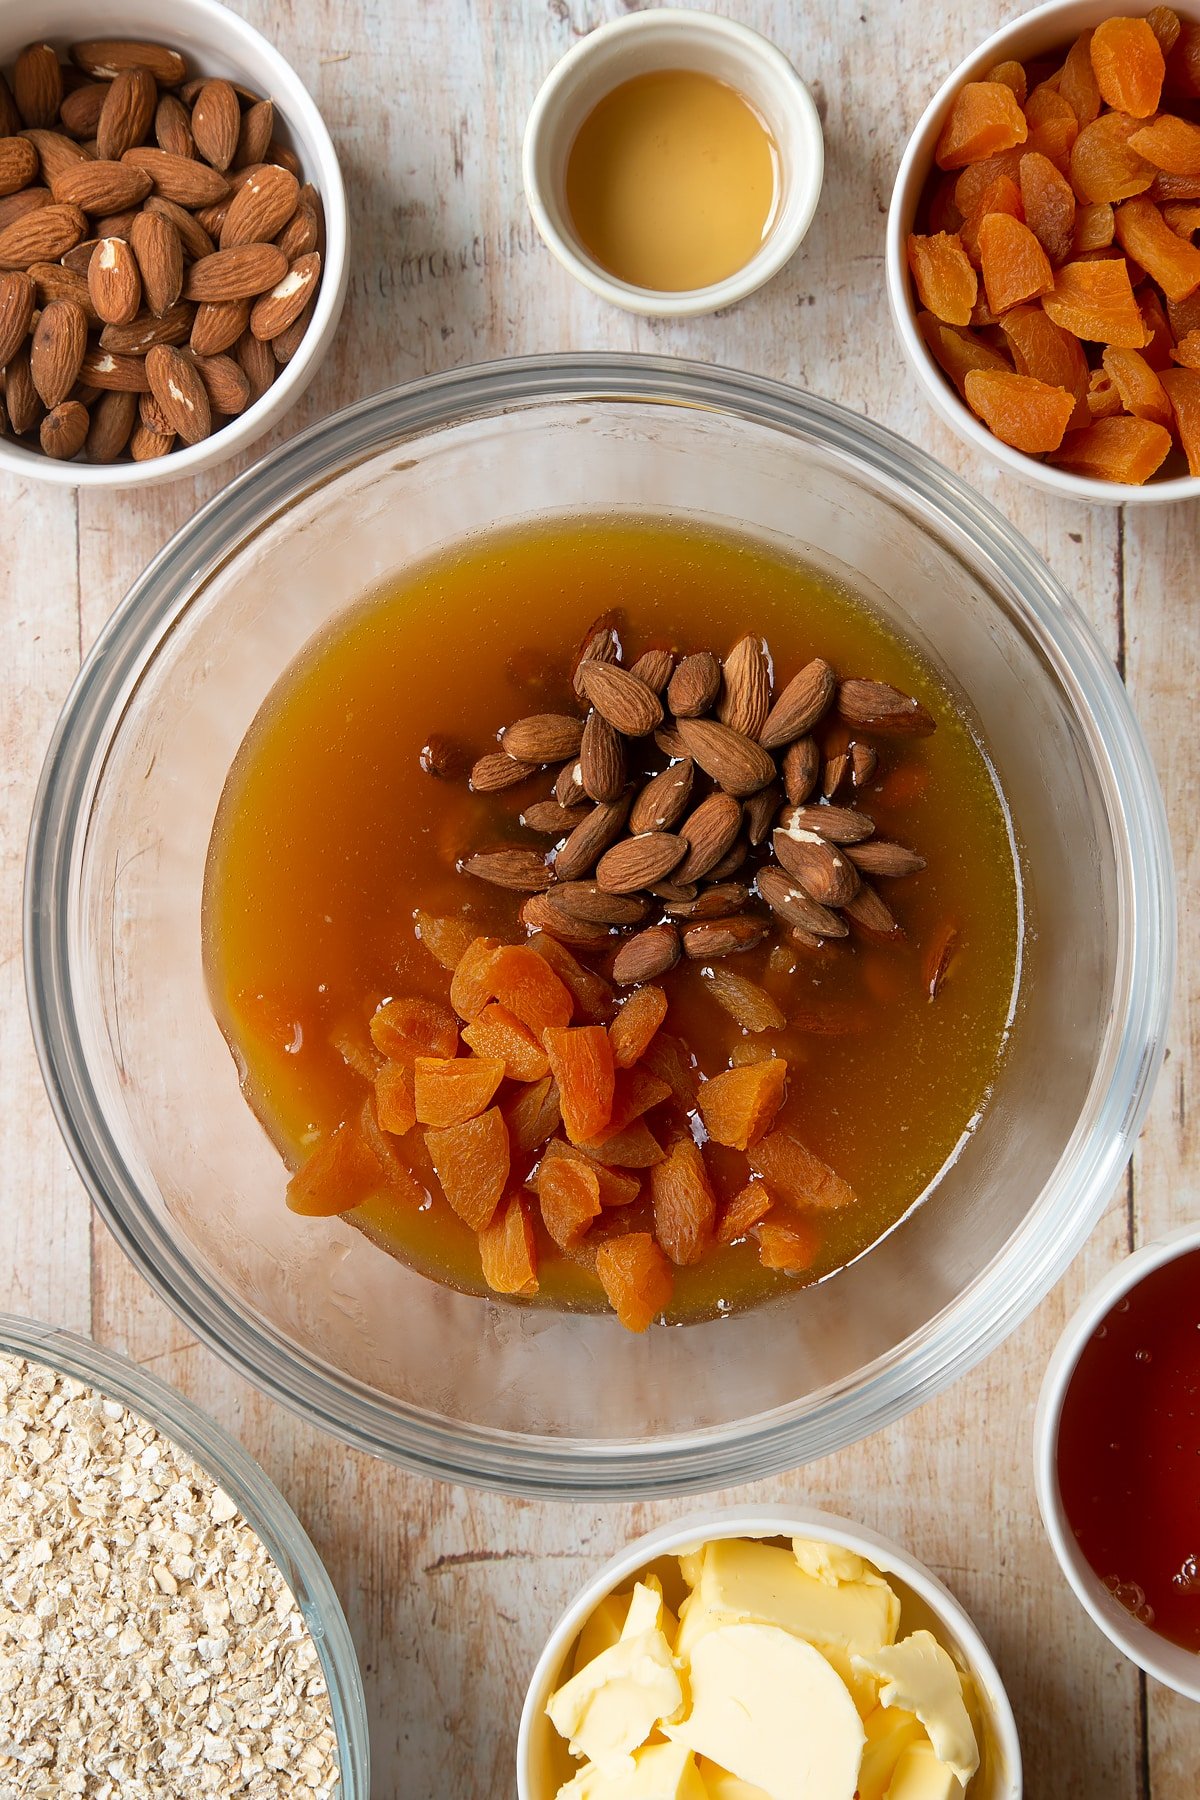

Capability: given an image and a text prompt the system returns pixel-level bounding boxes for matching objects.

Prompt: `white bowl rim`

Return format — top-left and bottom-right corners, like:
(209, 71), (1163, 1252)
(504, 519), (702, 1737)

(885, 0), (1200, 506)
(1034, 1221), (1200, 1699)
(515, 1502), (1023, 1799)
(0, 0), (349, 489)
(521, 6), (824, 319)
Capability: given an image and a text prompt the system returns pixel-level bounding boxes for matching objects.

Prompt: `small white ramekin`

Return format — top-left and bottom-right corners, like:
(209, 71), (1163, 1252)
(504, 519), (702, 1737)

(522, 9), (823, 318)
(886, 0), (1200, 505)
(0, 0), (348, 488)
(516, 1504), (1022, 1800)
(1035, 1223), (1200, 1702)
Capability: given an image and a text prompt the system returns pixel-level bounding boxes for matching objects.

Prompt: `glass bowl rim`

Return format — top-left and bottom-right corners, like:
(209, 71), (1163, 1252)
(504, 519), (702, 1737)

(23, 351), (1176, 1498)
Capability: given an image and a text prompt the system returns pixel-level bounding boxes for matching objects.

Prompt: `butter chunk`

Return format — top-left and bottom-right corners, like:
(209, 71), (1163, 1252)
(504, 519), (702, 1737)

(853, 1632), (979, 1787)
(664, 1622), (865, 1800)
(886, 1740), (966, 1800)
(676, 1538), (899, 1662)
(857, 1706), (927, 1800)
(792, 1538), (887, 1590)
(575, 1593), (631, 1675)
(548, 1603), (683, 1774)
(696, 1758), (773, 1799)
(557, 1740), (708, 1799)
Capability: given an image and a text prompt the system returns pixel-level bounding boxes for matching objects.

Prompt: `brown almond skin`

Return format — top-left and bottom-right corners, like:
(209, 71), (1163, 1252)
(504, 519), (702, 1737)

(0, 269), (34, 365)
(250, 249), (320, 339)
(85, 387), (137, 461)
(718, 635), (771, 739)
(154, 93), (194, 158)
(191, 79), (240, 171)
(708, 837), (749, 881)
(773, 829), (860, 908)
(145, 343), (210, 444)
(122, 147), (230, 208)
(760, 658), (836, 749)
(0, 203), (86, 269)
(675, 717), (775, 797)
(87, 236), (141, 326)
(522, 800), (590, 836)
(843, 881), (899, 935)
(756, 864), (849, 939)
(612, 924), (681, 985)
(667, 651), (720, 718)
(192, 351), (250, 415)
(459, 847), (552, 892)
(578, 660), (663, 737)
(129, 421), (176, 459)
(183, 242), (288, 303)
(521, 893), (613, 950)
(778, 803), (874, 846)
(628, 646), (675, 693)
(595, 832), (687, 895)
(743, 783), (782, 847)
(145, 194), (212, 260)
(234, 99), (274, 169)
(782, 736), (820, 805)
(30, 297), (88, 407)
(675, 791), (743, 883)
(580, 709), (625, 803)
(96, 66), (156, 161)
(235, 327), (276, 403)
(14, 44), (62, 129)
(0, 134), (39, 196)
(71, 40), (187, 88)
(59, 82), (109, 140)
(190, 297), (248, 356)
(500, 713), (584, 764)
(221, 164), (299, 249)
(664, 883), (751, 921)
(571, 618), (620, 698)
(850, 742), (877, 788)
(629, 759), (693, 834)
(98, 301), (192, 355)
(681, 916), (770, 959)
(4, 340), (39, 432)
(553, 883), (649, 926)
(554, 797), (631, 882)
(470, 752), (538, 793)
(39, 397), (89, 459)
(51, 160), (155, 214)
(131, 210), (183, 316)
(846, 841), (927, 878)
(837, 678), (936, 736)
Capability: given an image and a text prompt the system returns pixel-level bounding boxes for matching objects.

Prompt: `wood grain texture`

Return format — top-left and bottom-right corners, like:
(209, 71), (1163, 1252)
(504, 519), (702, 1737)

(1, 2), (1197, 1795)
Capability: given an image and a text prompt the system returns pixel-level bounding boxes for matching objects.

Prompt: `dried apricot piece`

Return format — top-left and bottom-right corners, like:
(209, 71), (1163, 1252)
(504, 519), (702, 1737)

(958, 175), (1023, 266)
(1163, 202), (1200, 236)
(578, 1119), (664, 1167)
(414, 1055), (505, 1127)
(610, 984), (669, 1070)
(1102, 345), (1174, 426)
(449, 935), (503, 1020)
(479, 1194), (539, 1295)
(1114, 195), (1200, 300)
(906, 232), (977, 325)
(425, 1106), (510, 1230)
(592, 1065), (672, 1142)
(1000, 305), (1089, 423)
(461, 1002), (550, 1081)
(1167, 288), (1200, 338)
(963, 369), (1077, 452)
(1171, 327), (1200, 367)
(935, 81), (1027, 170)
(757, 1218), (821, 1275)
(1087, 368), (1125, 419)
(978, 212), (1054, 311)
(595, 1232), (674, 1332)
(1043, 258), (1148, 345)
(503, 1073), (561, 1154)
(1023, 84), (1080, 167)
(1060, 31), (1102, 127)
(543, 1024), (616, 1143)
(747, 1131), (856, 1210)
(697, 1059), (789, 1151)
(489, 943), (574, 1040)
(639, 1031), (699, 1106)
(1070, 114), (1155, 204)
(1019, 152), (1077, 263)
(716, 1181), (774, 1246)
(375, 1062), (417, 1136)
(526, 930), (615, 1022)
(287, 1119), (382, 1217)
(986, 60), (1027, 104)
(1129, 113), (1200, 177)
(649, 1138), (717, 1265)
(536, 1153), (602, 1249)
(1139, 285), (1176, 366)
(1161, 367), (1200, 468)
(370, 996), (459, 1064)
(1151, 169), (1200, 201)
(414, 909), (476, 971)
(539, 1137), (640, 1207)
(918, 312), (1012, 395)
(702, 967), (786, 1032)
(1147, 6), (1182, 57)
(954, 149), (1025, 216)
(329, 1013), (382, 1082)
(1052, 414), (1173, 481)
(1090, 17), (1165, 118)
(1072, 201), (1116, 252)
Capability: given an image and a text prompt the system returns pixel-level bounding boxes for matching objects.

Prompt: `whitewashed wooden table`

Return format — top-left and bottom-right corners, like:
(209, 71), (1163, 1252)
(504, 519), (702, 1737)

(1, 2), (1197, 1794)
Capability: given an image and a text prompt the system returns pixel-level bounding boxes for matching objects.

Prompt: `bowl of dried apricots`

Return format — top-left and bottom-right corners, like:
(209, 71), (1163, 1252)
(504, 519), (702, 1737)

(888, 0), (1200, 498)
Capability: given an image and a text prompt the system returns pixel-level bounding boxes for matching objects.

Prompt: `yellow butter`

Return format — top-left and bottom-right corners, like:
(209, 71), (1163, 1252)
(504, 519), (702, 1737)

(852, 1633), (979, 1787)
(576, 1593), (632, 1675)
(886, 1740), (966, 1800)
(678, 1546), (706, 1591)
(548, 1595), (683, 1776)
(664, 1622), (864, 1800)
(695, 1757), (773, 1799)
(557, 1740), (709, 1799)
(675, 1538), (899, 1662)
(791, 1539), (886, 1590)
(857, 1706), (927, 1800)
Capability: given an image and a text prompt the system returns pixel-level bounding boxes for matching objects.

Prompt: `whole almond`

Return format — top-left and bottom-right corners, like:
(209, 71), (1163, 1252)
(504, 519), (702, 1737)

(850, 742), (877, 788)
(837, 678), (936, 736)
(553, 883), (648, 927)
(144, 194), (213, 259)
(27, 260), (97, 323)
(61, 234), (101, 274)
(51, 159), (154, 214)
(60, 81), (110, 141)
(718, 635), (771, 739)
(0, 203), (85, 268)
(580, 710), (625, 803)
(96, 66), (156, 161)
(154, 94), (194, 159)
(578, 661), (663, 737)
(0, 135), (38, 196)
(20, 129), (90, 184)
(94, 208), (143, 241)
(14, 45), (62, 129)
(777, 803), (874, 846)
(0, 269), (34, 364)
(595, 832), (686, 895)
(80, 346), (151, 391)
(822, 750), (849, 799)
(572, 618), (620, 697)
(275, 203), (317, 261)
(649, 880), (697, 904)
(845, 840), (926, 878)
(629, 759), (694, 834)
(4, 340), (39, 432)
(522, 800), (590, 836)
(191, 79), (240, 171)
(190, 296), (248, 355)
(221, 163), (299, 249)
(773, 827), (860, 908)
(85, 386), (137, 460)
(681, 915), (770, 960)
(676, 792), (743, 882)
(30, 297), (87, 406)
(654, 724), (689, 761)
(39, 397), (88, 459)
(129, 419), (174, 459)
(249, 250), (320, 340)
(266, 140), (301, 179)
(99, 300), (192, 354)
(760, 658), (836, 749)
(499, 713), (584, 763)
(664, 882), (751, 921)
(612, 924), (681, 985)
(234, 327), (275, 403)
(555, 760), (585, 808)
(520, 893), (612, 952)
(145, 342), (210, 442)
(182, 241), (287, 303)
(709, 837), (749, 881)
(87, 236), (141, 324)
(675, 717), (775, 797)
(129, 209), (182, 316)
(192, 351), (250, 415)
(139, 391), (173, 433)
(234, 99), (273, 169)
(554, 797), (631, 882)
(756, 865), (848, 939)
(469, 751), (538, 792)
(782, 735), (820, 805)
(628, 647), (675, 693)
(0, 188), (52, 231)
(71, 41), (187, 88)
(743, 782), (782, 847)
(843, 882), (899, 935)
(193, 199), (229, 237)
(122, 147), (228, 207)
(459, 846), (552, 892)
(269, 296), (314, 365)
(667, 651), (721, 718)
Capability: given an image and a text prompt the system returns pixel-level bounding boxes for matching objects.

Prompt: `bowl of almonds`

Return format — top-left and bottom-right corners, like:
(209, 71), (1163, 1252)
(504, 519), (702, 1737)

(0, 0), (347, 483)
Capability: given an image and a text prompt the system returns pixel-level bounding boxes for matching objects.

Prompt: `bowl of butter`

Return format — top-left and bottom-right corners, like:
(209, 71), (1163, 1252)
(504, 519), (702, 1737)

(517, 1506), (1021, 1800)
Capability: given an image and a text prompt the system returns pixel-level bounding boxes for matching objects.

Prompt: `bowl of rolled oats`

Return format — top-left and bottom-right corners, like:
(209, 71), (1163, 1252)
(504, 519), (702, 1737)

(0, 1313), (368, 1799)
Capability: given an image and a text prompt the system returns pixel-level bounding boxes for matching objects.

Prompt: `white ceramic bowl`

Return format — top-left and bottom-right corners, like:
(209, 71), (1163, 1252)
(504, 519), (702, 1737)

(516, 1504), (1023, 1800)
(0, 0), (348, 487)
(1034, 1223), (1200, 1701)
(886, 0), (1200, 505)
(522, 8), (823, 318)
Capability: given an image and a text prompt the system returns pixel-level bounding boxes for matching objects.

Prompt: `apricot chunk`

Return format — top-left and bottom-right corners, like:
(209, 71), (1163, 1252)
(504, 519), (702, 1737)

(462, 1002), (550, 1081)
(639, 1031), (698, 1106)
(747, 1131), (856, 1210)
(595, 1232), (674, 1332)
(425, 1106), (510, 1230)
(1140, 285), (1176, 366)
(1130, 113), (1200, 176)
(1114, 196), (1200, 300)
(370, 996), (459, 1064)
(287, 1119), (382, 1217)
(449, 935), (503, 1020)
(414, 1055), (505, 1127)
(1171, 327), (1200, 367)
(954, 149), (1025, 217)
(610, 984), (669, 1070)
(1070, 114), (1155, 205)
(1043, 258), (1148, 344)
(649, 1138), (717, 1265)
(757, 1218), (821, 1275)
(539, 1137), (640, 1207)
(578, 1119), (665, 1168)
(963, 369), (1076, 452)
(1060, 33), (1102, 128)
(1022, 85), (1079, 167)
(1147, 6), (1182, 57)
(375, 1061), (417, 1136)
(1001, 305), (1089, 422)
(986, 60), (1027, 104)
(478, 1194), (539, 1295)
(716, 1181), (774, 1246)
(918, 312), (1012, 395)
(1090, 17), (1165, 117)
(527, 931), (615, 1022)
(1087, 368), (1125, 419)
(1163, 202), (1200, 236)
(1020, 152), (1077, 262)
(592, 1065), (672, 1142)
(536, 1152), (602, 1249)
(490, 943), (574, 1039)
(907, 232), (977, 325)
(702, 968), (785, 1032)
(1072, 201), (1116, 252)
(503, 1073), (561, 1154)
(1102, 345), (1174, 425)
(543, 1024), (615, 1143)
(1161, 367), (1200, 469)
(697, 1059), (789, 1150)
(978, 212), (1055, 312)
(959, 175), (1023, 267)
(1052, 414), (1173, 481)
(414, 909), (476, 971)
(935, 81), (1028, 170)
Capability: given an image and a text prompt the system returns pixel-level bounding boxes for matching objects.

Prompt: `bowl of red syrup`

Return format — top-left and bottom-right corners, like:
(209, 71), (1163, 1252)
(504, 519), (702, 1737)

(1036, 1225), (1200, 1700)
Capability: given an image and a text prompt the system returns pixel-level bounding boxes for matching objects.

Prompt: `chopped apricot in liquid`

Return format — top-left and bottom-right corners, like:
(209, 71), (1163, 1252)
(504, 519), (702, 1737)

(595, 1232), (674, 1333)
(650, 1137), (717, 1265)
(479, 1194), (539, 1295)
(544, 1024), (616, 1143)
(748, 1131), (857, 1211)
(424, 1106), (510, 1230)
(757, 1217), (821, 1274)
(716, 1180), (774, 1245)
(697, 1058), (789, 1150)
(610, 983), (669, 1069)
(370, 996), (459, 1064)
(375, 1061), (417, 1136)
(462, 1002), (550, 1081)
(536, 1153), (602, 1249)
(413, 1055), (505, 1127)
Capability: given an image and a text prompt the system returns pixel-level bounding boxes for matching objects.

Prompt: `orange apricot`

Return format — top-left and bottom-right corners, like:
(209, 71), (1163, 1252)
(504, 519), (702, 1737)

(539, 1137), (641, 1207)
(414, 1055), (505, 1127)
(978, 212), (1054, 311)
(649, 1137), (717, 1265)
(1139, 285), (1177, 366)
(461, 1002), (550, 1081)
(478, 1194), (539, 1296)
(543, 1024), (616, 1143)
(987, 61), (1027, 104)
(1023, 85), (1080, 167)
(906, 231), (977, 325)
(1000, 305), (1089, 423)
(375, 1062), (417, 1136)
(526, 931), (615, 1022)
(1070, 114), (1156, 204)
(577, 1119), (665, 1168)
(592, 1065), (672, 1142)
(610, 984), (669, 1070)
(954, 149), (1025, 217)
(1087, 368), (1126, 420)
(1163, 202), (1200, 235)
(935, 81), (1028, 170)
(595, 1232), (674, 1333)
(425, 1106), (510, 1230)
(1020, 151), (1077, 262)
(1072, 200), (1116, 252)
(639, 1031), (699, 1107)
(1090, 17), (1165, 118)
(1043, 258), (1148, 345)
(1114, 195), (1200, 300)
(963, 369), (1077, 453)
(918, 312), (1012, 395)
(1171, 327), (1200, 367)
(747, 1131), (856, 1210)
(715, 1181), (774, 1246)
(1165, 21), (1200, 98)
(1102, 345), (1174, 426)
(1059, 31), (1102, 127)
(1147, 6), (1183, 57)
(1161, 366), (1200, 468)
(536, 1154), (601, 1249)
(697, 1059), (789, 1150)
(490, 943), (574, 1039)
(414, 909), (476, 971)
(370, 996), (459, 1064)
(449, 935), (503, 1020)
(287, 1119), (382, 1217)
(503, 1073), (561, 1154)
(1130, 113), (1200, 176)
(757, 1218), (821, 1275)
(959, 175), (1023, 266)
(1052, 414), (1173, 481)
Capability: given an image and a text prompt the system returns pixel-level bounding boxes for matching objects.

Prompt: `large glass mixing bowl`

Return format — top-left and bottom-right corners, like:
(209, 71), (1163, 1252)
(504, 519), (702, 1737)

(25, 356), (1173, 1499)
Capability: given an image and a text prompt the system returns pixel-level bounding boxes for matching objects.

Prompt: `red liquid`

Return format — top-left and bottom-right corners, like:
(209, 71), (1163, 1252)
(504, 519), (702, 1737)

(1057, 1248), (1200, 1653)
